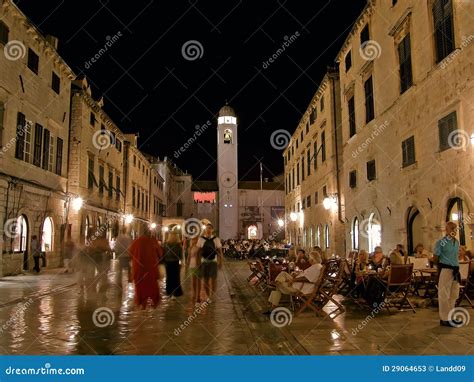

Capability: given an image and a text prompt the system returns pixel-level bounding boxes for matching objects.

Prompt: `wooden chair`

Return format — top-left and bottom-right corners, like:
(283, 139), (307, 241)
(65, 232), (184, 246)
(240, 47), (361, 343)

(293, 264), (327, 316)
(319, 259), (346, 317)
(456, 261), (473, 307)
(381, 264), (416, 313)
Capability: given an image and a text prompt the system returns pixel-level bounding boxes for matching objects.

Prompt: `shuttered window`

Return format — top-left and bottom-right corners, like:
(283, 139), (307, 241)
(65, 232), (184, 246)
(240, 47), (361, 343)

(398, 34), (413, 93)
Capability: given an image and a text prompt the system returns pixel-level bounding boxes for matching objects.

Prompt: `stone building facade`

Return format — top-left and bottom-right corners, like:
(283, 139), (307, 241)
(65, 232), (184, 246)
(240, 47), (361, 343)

(337, 0), (473, 254)
(283, 71), (345, 256)
(0, 0), (74, 275)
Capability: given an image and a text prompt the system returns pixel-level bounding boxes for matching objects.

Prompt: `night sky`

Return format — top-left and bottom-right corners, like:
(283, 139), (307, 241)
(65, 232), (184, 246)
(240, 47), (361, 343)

(17, 0), (366, 181)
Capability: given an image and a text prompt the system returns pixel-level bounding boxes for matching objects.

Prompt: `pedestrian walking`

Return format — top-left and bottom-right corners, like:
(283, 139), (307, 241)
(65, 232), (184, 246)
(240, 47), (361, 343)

(31, 235), (41, 273)
(129, 225), (161, 309)
(163, 231), (183, 299)
(435, 221), (462, 327)
(115, 227), (133, 284)
(186, 236), (201, 306)
(197, 223), (223, 301)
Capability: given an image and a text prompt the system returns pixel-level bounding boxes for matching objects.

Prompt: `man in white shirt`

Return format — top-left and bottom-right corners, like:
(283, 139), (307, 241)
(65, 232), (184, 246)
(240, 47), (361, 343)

(265, 251), (323, 313)
(196, 223), (223, 300)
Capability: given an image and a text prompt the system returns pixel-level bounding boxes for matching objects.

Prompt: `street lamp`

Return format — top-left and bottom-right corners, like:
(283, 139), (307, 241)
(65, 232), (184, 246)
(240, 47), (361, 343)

(323, 195), (338, 210)
(124, 214), (134, 224)
(290, 212), (298, 222)
(163, 226), (169, 232)
(277, 218), (284, 227)
(150, 222), (157, 230)
(71, 197), (83, 212)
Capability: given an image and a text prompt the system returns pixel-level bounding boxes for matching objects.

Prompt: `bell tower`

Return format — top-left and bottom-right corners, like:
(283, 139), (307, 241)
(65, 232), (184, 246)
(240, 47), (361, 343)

(217, 105), (239, 239)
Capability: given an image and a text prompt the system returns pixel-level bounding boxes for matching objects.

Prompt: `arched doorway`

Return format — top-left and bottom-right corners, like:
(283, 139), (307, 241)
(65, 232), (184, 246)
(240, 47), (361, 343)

(446, 197), (472, 246)
(316, 225), (321, 247)
(325, 224), (330, 250)
(247, 225), (258, 239)
(351, 217), (359, 250)
(407, 207), (423, 255)
(41, 217), (53, 252)
(368, 212), (382, 253)
(12, 215), (28, 270)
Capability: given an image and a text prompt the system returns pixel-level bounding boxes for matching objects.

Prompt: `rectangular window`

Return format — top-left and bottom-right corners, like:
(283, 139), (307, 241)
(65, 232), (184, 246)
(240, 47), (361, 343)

(360, 24), (370, 45)
(41, 128), (50, 170)
(301, 155), (305, 181)
(345, 50), (352, 72)
(115, 139), (122, 152)
(307, 195), (311, 208)
(27, 48), (39, 74)
(348, 96), (356, 137)
(132, 186), (136, 207)
(305, 122), (309, 134)
(321, 131), (326, 162)
(364, 76), (375, 123)
(309, 107), (317, 124)
(99, 165), (105, 194)
(398, 34), (413, 93)
(55, 137), (63, 175)
(51, 72), (60, 94)
(133, 155), (136, 166)
(48, 134), (54, 172)
(438, 111), (458, 151)
(300, 130), (303, 142)
(433, 0), (455, 63)
(313, 141), (317, 170)
(296, 162), (300, 186)
(402, 136), (416, 167)
(90, 112), (96, 126)
(108, 170), (113, 198)
(315, 191), (319, 205)
(33, 123), (43, 167)
(349, 170), (357, 188)
(0, 22), (9, 45)
(320, 96), (324, 112)
(24, 121), (32, 163)
(88, 157), (95, 189)
(367, 159), (376, 181)
(116, 176), (121, 200)
(307, 149), (311, 176)
(292, 167), (295, 190)
(0, 102), (4, 148)
(15, 112), (26, 160)
(302, 198), (306, 210)
(323, 186), (328, 198)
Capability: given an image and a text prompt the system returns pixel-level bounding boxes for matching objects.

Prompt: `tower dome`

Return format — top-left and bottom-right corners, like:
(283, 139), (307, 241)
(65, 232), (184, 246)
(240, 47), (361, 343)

(218, 105), (236, 118)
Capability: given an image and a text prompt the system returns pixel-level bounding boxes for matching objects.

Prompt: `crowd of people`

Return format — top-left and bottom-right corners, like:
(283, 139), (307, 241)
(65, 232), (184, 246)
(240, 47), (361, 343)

(222, 239), (288, 260)
(55, 221), (224, 310)
(261, 221), (471, 328)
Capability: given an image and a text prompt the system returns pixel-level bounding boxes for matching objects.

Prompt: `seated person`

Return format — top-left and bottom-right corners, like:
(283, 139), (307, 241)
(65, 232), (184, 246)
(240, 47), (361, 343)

(365, 251), (403, 305)
(352, 250), (369, 298)
(264, 251), (323, 313)
(459, 245), (471, 262)
(369, 246), (386, 270)
(396, 244), (407, 262)
(414, 243), (429, 258)
(295, 249), (310, 270)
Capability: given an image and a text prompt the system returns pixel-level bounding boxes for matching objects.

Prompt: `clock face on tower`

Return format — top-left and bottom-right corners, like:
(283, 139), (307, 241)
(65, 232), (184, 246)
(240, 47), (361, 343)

(220, 171), (236, 188)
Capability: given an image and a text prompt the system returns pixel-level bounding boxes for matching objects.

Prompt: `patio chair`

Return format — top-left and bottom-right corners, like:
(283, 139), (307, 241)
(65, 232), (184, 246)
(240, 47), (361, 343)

(381, 264), (416, 313)
(293, 264), (327, 316)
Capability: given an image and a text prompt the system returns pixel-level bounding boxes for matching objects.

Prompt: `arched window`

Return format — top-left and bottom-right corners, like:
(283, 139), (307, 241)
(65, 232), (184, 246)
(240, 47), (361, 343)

(316, 225), (321, 247)
(41, 217), (53, 252)
(84, 216), (91, 244)
(13, 215), (28, 252)
(223, 129), (232, 144)
(325, 224), (330, 249)
(352, 217), (359, 250)
(309, 226), (313, 248)
(368, 213), (382, 252)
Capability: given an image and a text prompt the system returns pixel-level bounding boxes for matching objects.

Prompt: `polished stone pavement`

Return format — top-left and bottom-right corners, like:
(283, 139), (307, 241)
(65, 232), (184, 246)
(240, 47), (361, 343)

(0, 259), (472, 355)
